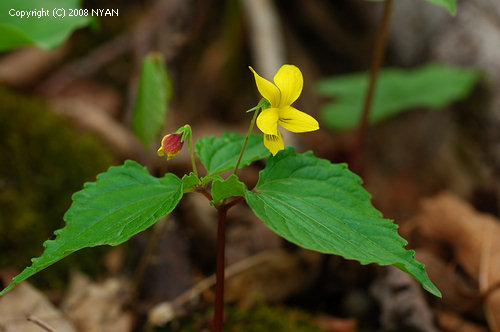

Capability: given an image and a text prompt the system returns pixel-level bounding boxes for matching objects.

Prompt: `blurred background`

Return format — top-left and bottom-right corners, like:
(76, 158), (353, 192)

(1, 0), (500, 331)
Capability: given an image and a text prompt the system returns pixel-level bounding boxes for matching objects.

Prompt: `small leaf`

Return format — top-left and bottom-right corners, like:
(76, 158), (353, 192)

(0, 0), (91, 51)
(212, 175), (247, 204)
(364, 0), (456, 15)
(316, 63), (479, 130)
(245, 148), (441, 297)
(0, 161), (183, 296)
(196, 132), (270, 176)
(132, 53), (172, 147)
(425, 0), (456, 15)
(182, 172), (200, 193)
(201, 175), (223, 187)
(246, 99), (271, 113)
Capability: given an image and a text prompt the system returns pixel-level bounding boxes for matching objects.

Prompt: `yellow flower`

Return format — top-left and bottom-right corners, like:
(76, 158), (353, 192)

(250, 64), (319, 155)
(157, 133), (184, 160)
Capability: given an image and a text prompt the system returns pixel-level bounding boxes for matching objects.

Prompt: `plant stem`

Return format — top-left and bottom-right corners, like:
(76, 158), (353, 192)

(193, 191), (244, 331)
(350, 0), (394, 173)
(213, 206), (228, 331)
(224, 196), (245, 210)
(233, 109), (260, 175)
(212, 106), (261, 330)
(195, 186), (213, 201)
(185, 125), (198, 177)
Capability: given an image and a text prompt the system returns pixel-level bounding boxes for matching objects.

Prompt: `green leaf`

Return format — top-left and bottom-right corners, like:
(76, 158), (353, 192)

(0, 0), (90, 51)
(316, 63), (479, 130)
(364, 0), (456, 15)
(132, 53), (172, 147)
(212, 175), (247, 204)
(425, 0), (456, 15)
(246, 99), (271, 113)
(244, 148), (441, 297)
(0, 161), (183, 296)
(196, 132), (270, 176)
(201, 175), (223, 187)
(182, 172), (201, 193)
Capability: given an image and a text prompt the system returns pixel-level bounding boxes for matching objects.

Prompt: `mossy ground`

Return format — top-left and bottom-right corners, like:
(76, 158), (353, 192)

(153, 302), (326, 332)
(0, 86), (115, 291)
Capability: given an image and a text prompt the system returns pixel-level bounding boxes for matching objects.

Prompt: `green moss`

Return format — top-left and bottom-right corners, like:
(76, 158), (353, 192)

(0, 86), (115, 290)
(154, 302), (326, 332)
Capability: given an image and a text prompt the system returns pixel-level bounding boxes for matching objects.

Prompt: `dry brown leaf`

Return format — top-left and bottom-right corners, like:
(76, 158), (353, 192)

(437, 310), (488, 332)
(61, 272), (132, 332)
(0, 280), (76, 332)
(415, 250), (477, 313)
(409, 192), (500, 331)
(148, 249), (321, 326)
(225, 249), (320, 306)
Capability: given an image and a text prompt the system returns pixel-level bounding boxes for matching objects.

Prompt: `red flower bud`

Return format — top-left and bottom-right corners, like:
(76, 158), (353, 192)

(157, 133), (183, 160)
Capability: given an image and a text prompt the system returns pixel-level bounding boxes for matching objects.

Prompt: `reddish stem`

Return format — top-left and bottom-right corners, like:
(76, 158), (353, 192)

(350, 0), (394, 173)
(213, 206), (228, 331)
(195, 186), (213, 201)
(224, 196), (245, 210)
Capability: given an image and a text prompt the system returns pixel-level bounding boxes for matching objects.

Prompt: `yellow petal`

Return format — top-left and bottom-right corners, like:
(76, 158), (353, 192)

(278, 106), (319, 133)
(157, 147), (165, 156)
(167, 151), (181, 160)
(273, 65), (303, 107)
(256, 108), (279, 135)
(263, 131), (284, 156)
(249, 66), (280, 107)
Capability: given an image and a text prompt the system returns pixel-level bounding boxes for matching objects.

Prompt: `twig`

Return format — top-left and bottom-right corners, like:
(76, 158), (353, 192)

(38, 33), (131, 95)
(350, 0), (394, 173)
(26, 315), (55, 332)
(148, 250), (282, 326)
(38, 0), (178, 96)
(126, 216), (170, 307)
(242, 0), (285, 77)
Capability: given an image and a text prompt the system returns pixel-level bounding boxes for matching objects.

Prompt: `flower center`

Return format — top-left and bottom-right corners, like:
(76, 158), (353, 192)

(265, 134), (279, 141)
